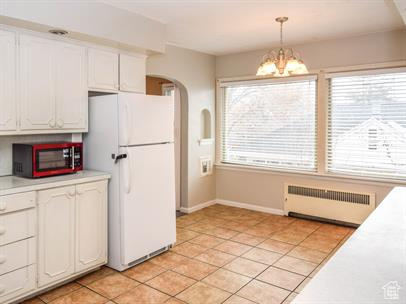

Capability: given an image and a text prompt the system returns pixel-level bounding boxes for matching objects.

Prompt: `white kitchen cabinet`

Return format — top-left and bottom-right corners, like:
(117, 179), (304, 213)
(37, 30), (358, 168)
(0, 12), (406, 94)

(88, 48), (119, 91)
(19, 34), (87, 132)
(119, 54), (146, 93)
(0, 30), (17, 132)
(19, 35), (55, 130)
(75, 181), (107, 272)
(0, 265), (36, 304)
(0, 172), (109, 303)
(55, 41), (87, 130)
(38, 186), (75, 287)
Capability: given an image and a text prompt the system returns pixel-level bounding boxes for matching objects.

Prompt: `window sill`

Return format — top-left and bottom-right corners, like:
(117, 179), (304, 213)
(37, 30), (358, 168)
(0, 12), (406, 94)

(215, 162), (406, 187)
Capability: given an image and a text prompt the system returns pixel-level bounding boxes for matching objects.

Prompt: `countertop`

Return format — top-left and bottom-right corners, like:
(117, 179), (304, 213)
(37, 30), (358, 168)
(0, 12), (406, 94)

(0, 170), (111, 196)
(293, 187), (406, 304)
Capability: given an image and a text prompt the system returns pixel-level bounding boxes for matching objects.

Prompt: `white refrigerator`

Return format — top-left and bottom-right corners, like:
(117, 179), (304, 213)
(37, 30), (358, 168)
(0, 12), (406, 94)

(84, 92), (176, 271)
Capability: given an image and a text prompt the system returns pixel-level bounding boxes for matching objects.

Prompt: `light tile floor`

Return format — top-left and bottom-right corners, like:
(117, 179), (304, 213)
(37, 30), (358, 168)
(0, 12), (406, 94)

(22, 204), (355, 304)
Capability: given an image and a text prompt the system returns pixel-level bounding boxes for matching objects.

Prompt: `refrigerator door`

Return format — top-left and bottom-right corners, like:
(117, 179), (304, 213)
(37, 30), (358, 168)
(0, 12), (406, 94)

(118, 92), (174, 146)
(119, 143), (176, 265)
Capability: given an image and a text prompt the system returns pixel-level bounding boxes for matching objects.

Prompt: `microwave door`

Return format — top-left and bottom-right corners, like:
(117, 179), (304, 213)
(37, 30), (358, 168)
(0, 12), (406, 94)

(35, 148), (72, 175)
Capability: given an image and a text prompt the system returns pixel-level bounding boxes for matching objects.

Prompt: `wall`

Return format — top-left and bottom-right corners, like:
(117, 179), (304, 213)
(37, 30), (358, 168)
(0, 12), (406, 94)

(215, 30), (406, 211)
(0, 2), (165, 53)
(147, 45), (216, 208)
(0, 134), (72, 176)
(216, 30), (406, 78)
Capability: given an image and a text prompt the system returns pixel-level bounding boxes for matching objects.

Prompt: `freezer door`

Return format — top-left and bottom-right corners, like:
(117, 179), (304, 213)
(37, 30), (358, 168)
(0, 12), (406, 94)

(119, 144), (176, 265)
(118, 92), (174, 146)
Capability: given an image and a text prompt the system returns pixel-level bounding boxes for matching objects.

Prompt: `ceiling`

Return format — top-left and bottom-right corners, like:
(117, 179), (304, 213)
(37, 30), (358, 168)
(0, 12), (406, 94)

(105, 0), (405, 55)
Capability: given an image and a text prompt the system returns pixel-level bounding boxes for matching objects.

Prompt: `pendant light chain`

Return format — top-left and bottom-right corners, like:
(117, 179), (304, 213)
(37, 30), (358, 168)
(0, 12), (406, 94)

(280, 20), (283, 47)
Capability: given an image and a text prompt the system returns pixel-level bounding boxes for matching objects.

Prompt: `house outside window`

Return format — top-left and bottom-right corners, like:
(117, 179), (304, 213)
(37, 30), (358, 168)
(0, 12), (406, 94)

(327, 70), (406, 179)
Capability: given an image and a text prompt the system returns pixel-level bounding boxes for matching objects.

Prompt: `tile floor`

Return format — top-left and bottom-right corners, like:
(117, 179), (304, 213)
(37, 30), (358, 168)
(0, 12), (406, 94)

(22, 204), (355, 304)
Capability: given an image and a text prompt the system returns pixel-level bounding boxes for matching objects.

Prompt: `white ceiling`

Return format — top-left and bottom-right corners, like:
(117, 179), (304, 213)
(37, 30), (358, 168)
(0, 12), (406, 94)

(105, 0), (405, 55)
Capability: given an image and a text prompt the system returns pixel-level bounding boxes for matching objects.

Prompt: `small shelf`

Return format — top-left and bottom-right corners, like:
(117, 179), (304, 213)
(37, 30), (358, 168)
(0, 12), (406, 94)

(198, 138), (214, 146)
(200, 109), (213, 146)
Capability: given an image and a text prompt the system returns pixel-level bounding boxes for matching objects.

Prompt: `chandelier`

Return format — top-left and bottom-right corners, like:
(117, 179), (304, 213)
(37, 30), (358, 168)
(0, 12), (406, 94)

(256, 17), (308, 77)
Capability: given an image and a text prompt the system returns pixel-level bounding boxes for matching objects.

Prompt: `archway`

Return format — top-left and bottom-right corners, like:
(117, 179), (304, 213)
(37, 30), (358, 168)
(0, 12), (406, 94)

(146, 75), (189, 212)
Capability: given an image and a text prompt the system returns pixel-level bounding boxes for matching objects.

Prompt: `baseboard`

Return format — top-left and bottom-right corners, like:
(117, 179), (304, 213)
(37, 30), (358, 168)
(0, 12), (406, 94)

(180, 200), (216, 214)
(215, 199), (285, 216)
(180, 198), (284, 216)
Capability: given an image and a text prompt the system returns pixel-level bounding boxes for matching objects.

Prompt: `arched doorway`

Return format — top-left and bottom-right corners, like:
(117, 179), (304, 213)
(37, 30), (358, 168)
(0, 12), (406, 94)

(146, 75), (188, 212)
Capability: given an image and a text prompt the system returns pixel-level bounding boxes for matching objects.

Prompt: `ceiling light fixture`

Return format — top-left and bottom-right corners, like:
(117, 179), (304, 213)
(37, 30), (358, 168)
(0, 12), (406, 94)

(256, 17), (308, 77)
(49, 29), (68, 36)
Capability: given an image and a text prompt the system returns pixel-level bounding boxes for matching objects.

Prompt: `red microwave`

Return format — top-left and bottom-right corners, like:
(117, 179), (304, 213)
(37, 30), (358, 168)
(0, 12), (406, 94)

(12, 142), (83, 178)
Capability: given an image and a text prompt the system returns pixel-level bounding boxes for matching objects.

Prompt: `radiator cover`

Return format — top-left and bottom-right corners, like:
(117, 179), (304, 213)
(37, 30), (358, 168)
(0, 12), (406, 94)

(284, 184), (376, 225)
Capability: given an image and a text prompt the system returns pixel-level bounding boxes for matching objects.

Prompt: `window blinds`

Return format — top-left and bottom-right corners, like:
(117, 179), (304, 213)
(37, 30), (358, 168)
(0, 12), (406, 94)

(327, 69), (406, 179)
(221, 78), (317, 171)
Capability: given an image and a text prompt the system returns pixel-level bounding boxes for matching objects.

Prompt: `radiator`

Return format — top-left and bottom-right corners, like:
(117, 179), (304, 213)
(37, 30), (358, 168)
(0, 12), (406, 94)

(284, 184), (376, 225)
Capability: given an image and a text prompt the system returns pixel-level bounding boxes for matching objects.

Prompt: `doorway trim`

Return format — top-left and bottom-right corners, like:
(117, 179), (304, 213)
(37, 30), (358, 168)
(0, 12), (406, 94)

(147, 75), (189, 211)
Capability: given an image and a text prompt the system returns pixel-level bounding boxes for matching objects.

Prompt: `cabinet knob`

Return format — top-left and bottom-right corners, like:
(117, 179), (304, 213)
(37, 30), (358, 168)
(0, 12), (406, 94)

(48, 120), (56, 128)
(0, 202), (6, 211)
(57, 119), (64, 128)
(76, 189), (84, 195)
(115, 83), (120, 90)
(0, 226), (6, 235)
(68, 189), (76, 197)
(0, 255), (6, 264)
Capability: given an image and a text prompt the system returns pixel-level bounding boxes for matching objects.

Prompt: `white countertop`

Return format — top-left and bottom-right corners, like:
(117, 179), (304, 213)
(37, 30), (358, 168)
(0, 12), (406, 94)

(0, 170), (111, 196)
(293, 187), (406, 304)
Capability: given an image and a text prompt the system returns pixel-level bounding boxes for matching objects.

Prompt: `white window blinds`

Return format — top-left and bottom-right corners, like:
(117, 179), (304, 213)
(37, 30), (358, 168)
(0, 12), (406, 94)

(327, 69), (406, 179)
(221, 77), (317, 171)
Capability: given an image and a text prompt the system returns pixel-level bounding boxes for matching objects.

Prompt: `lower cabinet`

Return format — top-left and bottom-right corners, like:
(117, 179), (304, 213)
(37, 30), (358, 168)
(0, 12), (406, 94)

(37, 185), (75, 287)
(37, 180), (107, 288)
(75, 181), (107, 272)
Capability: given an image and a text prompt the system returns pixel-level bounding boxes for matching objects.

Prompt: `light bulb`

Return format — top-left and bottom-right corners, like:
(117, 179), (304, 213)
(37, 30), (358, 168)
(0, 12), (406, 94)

(290, 60), (308, 75)
(256, 64), (266, 76)
(285, 59), (300, 72)
(256, 60), (276, 76)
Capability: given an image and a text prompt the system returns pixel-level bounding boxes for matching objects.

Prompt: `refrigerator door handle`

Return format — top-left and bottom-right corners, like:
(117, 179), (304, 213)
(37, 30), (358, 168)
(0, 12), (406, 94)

(123, 148), (131, 194)
(114, 153), (127, 164)
(123, 100), (131, 146)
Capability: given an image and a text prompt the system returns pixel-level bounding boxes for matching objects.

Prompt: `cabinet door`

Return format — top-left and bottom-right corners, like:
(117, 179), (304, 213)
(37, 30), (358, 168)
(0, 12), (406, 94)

(75, 181), (107, 272)
(19, 35), (55, 130)
(119, 54), (146, 93)
(38, 186), (75, 287)
(55, 42), (87, 130)
(0, 30), (17, 131)
(88, 48), (118, 91)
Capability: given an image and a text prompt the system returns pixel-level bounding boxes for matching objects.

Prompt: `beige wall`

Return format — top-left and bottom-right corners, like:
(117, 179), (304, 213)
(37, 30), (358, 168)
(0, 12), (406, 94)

(215, 30), (406, 211)
(147, 45), (216, 208)
(0, 1), (166, 53)
(216, 30), (406, 78)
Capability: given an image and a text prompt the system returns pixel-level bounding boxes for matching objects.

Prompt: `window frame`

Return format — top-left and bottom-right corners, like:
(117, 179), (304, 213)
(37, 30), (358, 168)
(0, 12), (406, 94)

(216, 62), (406, 184)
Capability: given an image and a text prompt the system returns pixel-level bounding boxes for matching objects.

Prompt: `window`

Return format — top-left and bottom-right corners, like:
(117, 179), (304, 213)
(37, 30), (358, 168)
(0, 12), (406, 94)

(221, 77), (317, 171)
(327, 70), (406, 179)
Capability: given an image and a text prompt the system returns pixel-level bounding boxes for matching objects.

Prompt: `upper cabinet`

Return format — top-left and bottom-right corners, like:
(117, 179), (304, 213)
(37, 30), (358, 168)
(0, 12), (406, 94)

(120, 54), (146, 93)
(88, 49), (119, 91)
(88, 49), (146, 93)
(19, 34), (87, 132)
(0, 26), (147, 136)
(20, 35), (56, 130)
(0, 30), (17, 131)
(55, 41), (87, 130)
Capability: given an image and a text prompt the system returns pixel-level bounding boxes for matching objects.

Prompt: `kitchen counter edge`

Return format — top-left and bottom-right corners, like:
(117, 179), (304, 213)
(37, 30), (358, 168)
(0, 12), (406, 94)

(0, 170), (111, 196)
